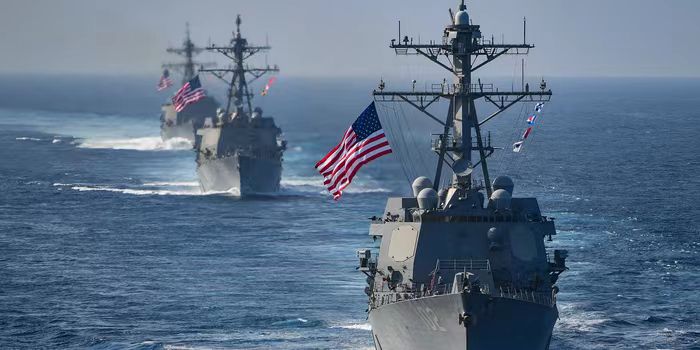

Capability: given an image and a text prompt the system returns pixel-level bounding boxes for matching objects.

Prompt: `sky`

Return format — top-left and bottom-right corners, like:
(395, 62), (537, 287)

(1, 0), (699, 79)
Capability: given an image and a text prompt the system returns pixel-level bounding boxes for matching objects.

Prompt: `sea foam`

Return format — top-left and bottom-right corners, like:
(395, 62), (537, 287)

(77, 136), (193, 151)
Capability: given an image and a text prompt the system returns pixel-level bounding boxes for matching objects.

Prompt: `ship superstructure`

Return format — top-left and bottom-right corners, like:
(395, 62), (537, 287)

(194, 15), (285, 194)
(356, 2), (567, 349)
(160, 24), (219, 142)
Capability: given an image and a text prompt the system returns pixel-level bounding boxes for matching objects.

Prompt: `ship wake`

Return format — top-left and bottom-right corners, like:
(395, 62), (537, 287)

(77, 136), (193, 151)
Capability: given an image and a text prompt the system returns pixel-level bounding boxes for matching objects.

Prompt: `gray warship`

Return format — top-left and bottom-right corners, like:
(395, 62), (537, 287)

(356, 2), (568, 349)
(160, 24), (219, 142)
(194, 15), (285, 194)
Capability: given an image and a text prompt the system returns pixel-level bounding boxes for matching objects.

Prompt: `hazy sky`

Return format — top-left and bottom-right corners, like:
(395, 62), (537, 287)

(1, 0), (699, 78)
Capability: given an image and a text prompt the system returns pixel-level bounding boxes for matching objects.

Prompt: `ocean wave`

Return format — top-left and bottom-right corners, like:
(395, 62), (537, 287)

(556, 304), (610, 332)
(69, 185), (203, 196)
(281, 176), (391, 196)
(16, 137), (42, 141)
(77, 136), (193, 151)
(330, 323), (372, 331)
(57, 183), (243, 197)
(141, 181), (200, 187)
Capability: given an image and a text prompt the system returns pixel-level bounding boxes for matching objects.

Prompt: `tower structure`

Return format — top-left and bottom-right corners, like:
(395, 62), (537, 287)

(374, 1), (551, 196)
(162, 23), (214, 84)
(200, 15), (279, 115)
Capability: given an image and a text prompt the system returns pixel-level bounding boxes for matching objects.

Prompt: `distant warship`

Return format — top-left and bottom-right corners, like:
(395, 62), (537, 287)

(356, 2), (567, 349)
(160, 24), (219, 143)
(194, 15), (285, 194)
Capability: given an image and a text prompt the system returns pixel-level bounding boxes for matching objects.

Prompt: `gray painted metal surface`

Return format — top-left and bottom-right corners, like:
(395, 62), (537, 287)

(193, 15), (284, 196)
(159, 25), (217, 142)
(356, 2), (566, 349)
(160, 97), (220, 142)
(197, 150), (282, 194)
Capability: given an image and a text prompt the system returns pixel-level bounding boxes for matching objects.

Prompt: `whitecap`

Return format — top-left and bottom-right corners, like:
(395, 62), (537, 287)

(16, 137), (41, 141)
(69, 185), (203, 196)
(77, 136), (193, 151)
(142, 181), (200, 187)
(330, 323), (372, 331)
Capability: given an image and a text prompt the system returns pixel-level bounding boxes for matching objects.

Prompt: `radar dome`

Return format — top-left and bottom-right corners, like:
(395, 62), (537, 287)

(490, 189), (512, 210)
(492, 176), (514, 194)
(417, 188), (439, 210)
(412, 176), (433, 197)
(455, 10), (470, 26)
(438, 188), (449, 204)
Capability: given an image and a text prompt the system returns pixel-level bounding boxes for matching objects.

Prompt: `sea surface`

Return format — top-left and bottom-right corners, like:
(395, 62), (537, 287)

(0, 75), (698, 349)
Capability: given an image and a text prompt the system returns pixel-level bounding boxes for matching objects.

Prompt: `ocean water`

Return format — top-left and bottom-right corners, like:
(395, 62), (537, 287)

(0, 76), (698, 349)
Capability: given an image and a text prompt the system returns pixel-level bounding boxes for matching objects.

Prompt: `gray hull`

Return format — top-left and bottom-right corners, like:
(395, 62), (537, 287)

(369, 293), (557, 350)
(197, 154), (282, 195)
(160, 122), (195, 143)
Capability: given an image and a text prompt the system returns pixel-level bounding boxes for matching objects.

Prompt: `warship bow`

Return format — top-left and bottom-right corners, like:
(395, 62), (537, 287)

(194, 15), (285, 195)
(356, 2), (567, 349)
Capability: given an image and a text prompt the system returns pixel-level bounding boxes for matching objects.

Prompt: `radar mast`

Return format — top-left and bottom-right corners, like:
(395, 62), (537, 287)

(374, 0), (552, 197)
(200, 15), (280, 115)
(162, 23), (215, 84)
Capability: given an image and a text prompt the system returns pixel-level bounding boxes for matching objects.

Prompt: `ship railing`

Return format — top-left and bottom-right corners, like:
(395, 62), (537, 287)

(370, 281), (492, 309)
(498, 286), (554, 307)
(370, 283), (555, 308)
(430, 83), (494, 95)
(438, 259), (491, 272)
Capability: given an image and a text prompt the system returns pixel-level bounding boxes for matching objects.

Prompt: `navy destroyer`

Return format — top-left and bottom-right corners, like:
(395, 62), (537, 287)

(194, 15), (285, 194)
(356, 2), (567, 349)
(160, 24), (219, 142)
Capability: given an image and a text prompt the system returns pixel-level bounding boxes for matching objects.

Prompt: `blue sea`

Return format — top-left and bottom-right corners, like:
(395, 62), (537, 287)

(0, 75), (698, 349)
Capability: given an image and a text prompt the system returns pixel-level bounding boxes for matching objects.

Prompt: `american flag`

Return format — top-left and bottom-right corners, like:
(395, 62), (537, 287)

(157, 69), (173, 91)
(315, 102), (392, 200)
(172, 75), (206, 112)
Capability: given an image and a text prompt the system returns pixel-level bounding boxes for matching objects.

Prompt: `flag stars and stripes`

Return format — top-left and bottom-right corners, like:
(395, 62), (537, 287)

(157, 69), (173, 91)
(315, 102), (392, 200)
(172, 75), (206, 112)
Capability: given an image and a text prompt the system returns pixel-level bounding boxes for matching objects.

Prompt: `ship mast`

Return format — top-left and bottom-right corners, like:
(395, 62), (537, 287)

(162, 23), (214, 84)
(374, 1), (551, 197)
(200, 15), (280, 115)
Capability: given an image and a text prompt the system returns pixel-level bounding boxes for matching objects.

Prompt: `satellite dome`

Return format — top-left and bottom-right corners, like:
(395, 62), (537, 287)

(412, 176), (433, 197)
(492, 176), (514, 195)
(455, 10), (470, 26)
(417, 188), (439, 210)
(438, 188), (449, 204)
(490, 189), (512, 210)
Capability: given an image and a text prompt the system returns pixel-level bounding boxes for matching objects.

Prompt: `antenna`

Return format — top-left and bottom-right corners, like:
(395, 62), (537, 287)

(372, 1), (552, 193)
(523, 17), (527, 44)
(521, 59), (525, 91)
(398, 20), (401, 41)
(199, 15), (279, 115)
